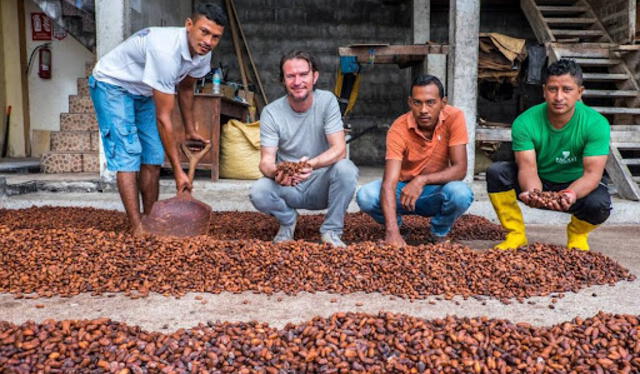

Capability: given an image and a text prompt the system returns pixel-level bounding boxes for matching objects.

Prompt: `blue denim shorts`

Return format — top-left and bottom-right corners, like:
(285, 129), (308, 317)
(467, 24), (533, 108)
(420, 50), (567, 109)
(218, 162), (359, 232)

(88, 75), (164, 171)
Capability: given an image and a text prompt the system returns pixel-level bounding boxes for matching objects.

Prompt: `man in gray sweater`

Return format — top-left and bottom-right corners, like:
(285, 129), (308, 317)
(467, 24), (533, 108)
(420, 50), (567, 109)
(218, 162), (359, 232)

(250, 50), (358, 247)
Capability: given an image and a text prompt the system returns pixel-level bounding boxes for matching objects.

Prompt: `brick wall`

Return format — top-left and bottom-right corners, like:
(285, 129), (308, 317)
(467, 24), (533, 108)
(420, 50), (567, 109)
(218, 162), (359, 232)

(587, 0), (635, 43)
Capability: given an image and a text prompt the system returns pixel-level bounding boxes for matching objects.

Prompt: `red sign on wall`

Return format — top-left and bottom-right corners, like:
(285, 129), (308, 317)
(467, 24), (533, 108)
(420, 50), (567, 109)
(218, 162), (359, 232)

(31, 13), (52, 41)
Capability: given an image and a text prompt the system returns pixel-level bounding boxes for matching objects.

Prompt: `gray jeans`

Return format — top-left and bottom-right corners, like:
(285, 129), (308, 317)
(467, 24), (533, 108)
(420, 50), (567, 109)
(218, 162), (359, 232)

(249, 159), (358, 234)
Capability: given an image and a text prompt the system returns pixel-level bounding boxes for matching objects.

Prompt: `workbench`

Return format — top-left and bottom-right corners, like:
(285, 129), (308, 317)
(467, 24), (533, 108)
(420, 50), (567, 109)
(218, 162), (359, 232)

(169, 93), (250, 181)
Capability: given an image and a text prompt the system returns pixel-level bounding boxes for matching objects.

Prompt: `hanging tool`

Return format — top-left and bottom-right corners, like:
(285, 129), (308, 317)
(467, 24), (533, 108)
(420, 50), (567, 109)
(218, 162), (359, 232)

(225, 0), (250, 101)
(228, 0), (269, 108)
(141, 140), (213, 237)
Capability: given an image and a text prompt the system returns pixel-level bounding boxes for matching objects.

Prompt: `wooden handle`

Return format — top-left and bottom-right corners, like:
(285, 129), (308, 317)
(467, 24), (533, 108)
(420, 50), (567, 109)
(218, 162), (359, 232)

(180, 142), (212, 183)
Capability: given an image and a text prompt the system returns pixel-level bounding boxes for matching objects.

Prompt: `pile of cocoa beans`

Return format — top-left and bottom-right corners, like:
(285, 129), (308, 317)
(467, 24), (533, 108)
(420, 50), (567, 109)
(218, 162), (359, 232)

(275, 161), (311, 178)
(529, 189), (570, 209)
(0, 223), (634, 301)
(1, 311), (639, 373)
(0, 207), (506, 241)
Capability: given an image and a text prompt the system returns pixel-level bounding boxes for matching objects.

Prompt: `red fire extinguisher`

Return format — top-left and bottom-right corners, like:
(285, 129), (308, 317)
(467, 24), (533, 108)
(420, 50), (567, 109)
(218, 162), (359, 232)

(38, 44), (52, 79)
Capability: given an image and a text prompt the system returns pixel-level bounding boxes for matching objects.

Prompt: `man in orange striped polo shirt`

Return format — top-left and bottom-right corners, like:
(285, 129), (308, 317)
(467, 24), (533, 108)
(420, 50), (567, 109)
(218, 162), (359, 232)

(356, 75), (473, 246)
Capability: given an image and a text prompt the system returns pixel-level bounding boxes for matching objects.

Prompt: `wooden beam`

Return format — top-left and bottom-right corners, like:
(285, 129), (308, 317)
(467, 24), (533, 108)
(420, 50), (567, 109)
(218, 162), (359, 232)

(606, 145), (640, 200)
(338, 44), (448, 65)
(17, 0), (30, 156)
(520, 0), (555, 43)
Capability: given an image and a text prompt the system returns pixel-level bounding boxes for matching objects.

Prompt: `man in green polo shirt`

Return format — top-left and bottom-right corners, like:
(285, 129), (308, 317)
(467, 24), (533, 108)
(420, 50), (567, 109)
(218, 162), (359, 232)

(486, 59), (611, 251)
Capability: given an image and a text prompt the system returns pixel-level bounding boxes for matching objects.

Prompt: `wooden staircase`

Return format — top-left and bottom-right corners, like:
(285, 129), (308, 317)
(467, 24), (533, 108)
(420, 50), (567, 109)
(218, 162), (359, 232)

(520, 0), (640, 200)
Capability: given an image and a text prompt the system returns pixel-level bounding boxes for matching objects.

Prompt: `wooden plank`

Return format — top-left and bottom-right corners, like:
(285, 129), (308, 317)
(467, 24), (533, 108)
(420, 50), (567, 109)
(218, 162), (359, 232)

(543, 17), (595, 24)
(521, 0), (556, 43)
(614, 142), (640, 150)
(338, 44), (448, 58)
(582, 89), (639, 98)
(477, 128), (640, 143)
(582, 73), (629, 81)
(338, 44), (448, 65)
(537, 5), (587, 14)
(476, 128), (511, 142)
(606, 145), (640, 200)
(622, 159), (640, 165)
(573, 57), (621, 66)
(550, 29), (604, 36)
(591, 106), (640, 114)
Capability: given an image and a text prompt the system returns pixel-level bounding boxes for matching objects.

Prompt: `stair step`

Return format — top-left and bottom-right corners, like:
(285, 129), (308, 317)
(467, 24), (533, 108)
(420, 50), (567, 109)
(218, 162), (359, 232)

(77, 77), (89, 96)
(538, 5), (588, 14)
(573, 57), (622, 66)
(633, 176), (640, 183)
(591, 107), (640, 115)
(622, 159), (640, 166)
(50, 131), (98, 152)
(41, 151), (99, 173)
(535, 0), (580, 4)
(544, 17), (596, 25)
(582, 73), (629, 81)
(583, 89), (639, 98)
(616, 142), (640, 150)
(69, 95), (94, 114)
(60, 113), (98, 132)
(551, 29), (604, 37)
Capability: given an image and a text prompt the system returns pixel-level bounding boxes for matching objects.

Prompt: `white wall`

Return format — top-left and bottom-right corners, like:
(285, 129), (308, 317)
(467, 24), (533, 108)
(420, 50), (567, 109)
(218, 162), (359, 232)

(25, 0), (94, 134)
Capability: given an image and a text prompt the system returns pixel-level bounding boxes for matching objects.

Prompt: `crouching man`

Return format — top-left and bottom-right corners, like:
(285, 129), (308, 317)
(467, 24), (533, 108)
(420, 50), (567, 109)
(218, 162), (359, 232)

(356, 75), (473, 246)
(486, 59), (611, 251)
(249, 51), (358, 247)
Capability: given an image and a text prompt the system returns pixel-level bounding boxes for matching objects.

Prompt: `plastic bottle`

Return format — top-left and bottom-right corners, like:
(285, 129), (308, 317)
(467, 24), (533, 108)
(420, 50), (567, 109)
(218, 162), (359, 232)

(212, 69), (221, 95)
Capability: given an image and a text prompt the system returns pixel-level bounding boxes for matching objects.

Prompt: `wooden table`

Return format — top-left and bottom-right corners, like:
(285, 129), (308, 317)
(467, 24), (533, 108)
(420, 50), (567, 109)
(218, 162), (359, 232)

(169, 94), (250, 181)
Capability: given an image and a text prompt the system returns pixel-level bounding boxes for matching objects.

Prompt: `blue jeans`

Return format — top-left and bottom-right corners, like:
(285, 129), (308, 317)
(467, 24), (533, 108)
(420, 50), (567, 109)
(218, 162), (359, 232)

(356, 179), (474, 236)
(250, 159), (358, 234)
(89, 75), (164, 172)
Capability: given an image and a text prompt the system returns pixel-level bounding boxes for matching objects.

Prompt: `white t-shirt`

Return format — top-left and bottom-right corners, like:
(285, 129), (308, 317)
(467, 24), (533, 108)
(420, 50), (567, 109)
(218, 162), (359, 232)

(92, 27), (211, 96)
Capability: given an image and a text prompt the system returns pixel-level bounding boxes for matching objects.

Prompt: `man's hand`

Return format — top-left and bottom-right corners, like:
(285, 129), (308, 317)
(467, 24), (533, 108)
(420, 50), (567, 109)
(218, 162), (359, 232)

(291, 156), (313, 186)
(400, 178), (424, 211)
(185, 129), (210, 145)
(175, 169), (192, 193)
(384, 230), (407, 247)
(549, 189), (575, 211)
(275, 170), (294, 186)
(519, 190), (537, 208)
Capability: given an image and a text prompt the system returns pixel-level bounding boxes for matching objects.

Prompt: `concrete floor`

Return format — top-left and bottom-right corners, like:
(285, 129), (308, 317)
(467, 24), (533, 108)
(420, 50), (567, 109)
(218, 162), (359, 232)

(0, 169), (639, 332)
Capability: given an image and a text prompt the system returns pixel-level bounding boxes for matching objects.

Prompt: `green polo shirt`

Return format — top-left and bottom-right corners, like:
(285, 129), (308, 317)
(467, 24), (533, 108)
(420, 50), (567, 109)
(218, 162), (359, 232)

(511, 102), (610, 183)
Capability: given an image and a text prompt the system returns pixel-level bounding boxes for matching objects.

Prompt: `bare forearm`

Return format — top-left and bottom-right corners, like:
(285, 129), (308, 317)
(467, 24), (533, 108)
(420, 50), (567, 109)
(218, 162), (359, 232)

(518, 168), (542, 192)
(259, 161), (277, 179)
(381, 183), (399, 233)
(177, 89), (196, 134)
(157, 115), (182, 171)
(309, 145), (346, 170)
(567, 174), (601, 199)
(415, 165), (466, 187)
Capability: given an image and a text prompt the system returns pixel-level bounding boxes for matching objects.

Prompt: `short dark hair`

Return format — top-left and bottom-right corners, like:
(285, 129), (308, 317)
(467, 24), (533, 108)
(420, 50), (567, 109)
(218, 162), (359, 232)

(410, 74), (445, 98)
(544, 59), (583, 86)
(279, 50), (319, 82)
(192, 3), (227, 27)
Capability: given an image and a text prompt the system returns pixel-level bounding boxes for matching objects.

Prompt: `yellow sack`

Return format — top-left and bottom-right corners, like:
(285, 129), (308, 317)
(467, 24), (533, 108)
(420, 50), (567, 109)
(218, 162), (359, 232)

(219, 119), (262, 180)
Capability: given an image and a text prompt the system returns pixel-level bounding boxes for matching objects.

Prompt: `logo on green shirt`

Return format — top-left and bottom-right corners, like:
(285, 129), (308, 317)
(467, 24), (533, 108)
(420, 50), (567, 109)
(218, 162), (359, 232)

(555, 150), (577, 165)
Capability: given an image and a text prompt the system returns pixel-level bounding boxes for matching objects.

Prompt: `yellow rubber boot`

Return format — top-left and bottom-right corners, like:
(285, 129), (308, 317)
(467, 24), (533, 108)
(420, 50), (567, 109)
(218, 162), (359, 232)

(566, 215), (598, 251)
(489, 190), (528, 250)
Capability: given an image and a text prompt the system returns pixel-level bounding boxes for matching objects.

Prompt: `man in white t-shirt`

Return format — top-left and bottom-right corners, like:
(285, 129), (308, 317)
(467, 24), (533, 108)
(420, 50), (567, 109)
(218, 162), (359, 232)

(89, 4), (225, 235)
